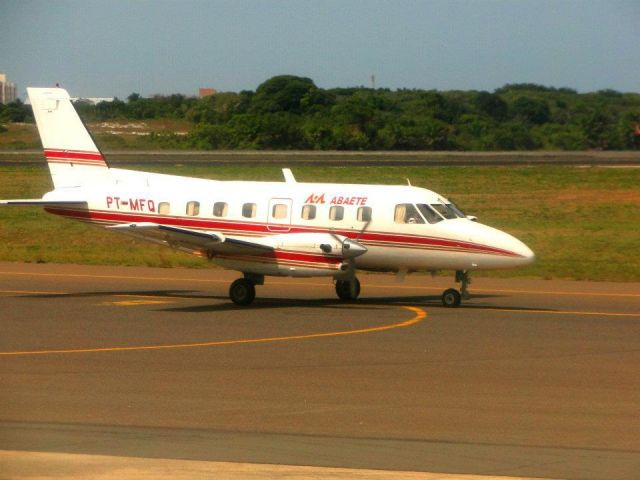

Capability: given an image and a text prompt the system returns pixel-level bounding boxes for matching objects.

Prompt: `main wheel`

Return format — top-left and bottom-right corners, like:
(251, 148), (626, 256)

(229, 278), (256, 306)
(441, 288), (461, 308)
(335, 277), (361, 301)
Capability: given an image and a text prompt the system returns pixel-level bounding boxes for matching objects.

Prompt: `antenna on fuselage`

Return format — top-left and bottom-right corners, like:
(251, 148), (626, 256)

(406, 178), (412, 186)
(282, 168), (296, 184)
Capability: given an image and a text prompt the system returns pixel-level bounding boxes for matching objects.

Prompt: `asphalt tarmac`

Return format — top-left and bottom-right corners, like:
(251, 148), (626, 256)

(1, 262), (639, 479)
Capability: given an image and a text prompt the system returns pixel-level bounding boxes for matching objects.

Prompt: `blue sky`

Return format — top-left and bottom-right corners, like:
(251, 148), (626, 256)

(2, 0), (639, 99)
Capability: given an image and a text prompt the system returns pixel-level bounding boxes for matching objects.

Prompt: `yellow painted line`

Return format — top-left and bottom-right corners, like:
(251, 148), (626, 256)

(0, 306), (426, 357)
(0, 289), (66, 295)
(115, 293), (181, 299)
(1, 269), (638, 298)
(0, 270), (229, 283)
(472, 287), (640, 298)
(0, 290), (186, 300)
(362, 283), (640, 298)
(469, 307), (640, 318)
(101, 299), (174, 306)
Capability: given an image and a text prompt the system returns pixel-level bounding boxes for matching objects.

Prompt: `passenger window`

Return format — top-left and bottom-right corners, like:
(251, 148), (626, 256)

(186, 201), (200, 216)
(301, 204), (316, 220)
(158, 202), (170, 215)
(213, 202), (228, 217)
(242, 203), (257, 218)
(357, 206), (372, 222)
(272, 203), (288, 219)
(394, 204), (425, 224)
(329, 206), (344, 221)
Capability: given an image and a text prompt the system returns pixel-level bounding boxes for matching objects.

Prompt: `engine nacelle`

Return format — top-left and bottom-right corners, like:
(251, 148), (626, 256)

(265, 232), (367, 259)
(213, 232), (368, 278)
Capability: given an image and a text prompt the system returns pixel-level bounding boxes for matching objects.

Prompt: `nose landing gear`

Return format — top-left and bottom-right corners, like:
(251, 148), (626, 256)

(441, 270), (471, 308)
(335, 277), (361, 301)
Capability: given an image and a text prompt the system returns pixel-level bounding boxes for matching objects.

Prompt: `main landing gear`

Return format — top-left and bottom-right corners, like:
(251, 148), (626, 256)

(335, 277), (361, 301)
(229, 273), (264, 306)
(228, 274), (363, 306)
(441, 270), (471, 308)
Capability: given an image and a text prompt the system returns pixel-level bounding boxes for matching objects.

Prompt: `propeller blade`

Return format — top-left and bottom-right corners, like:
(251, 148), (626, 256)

(356, 219), (371, 241)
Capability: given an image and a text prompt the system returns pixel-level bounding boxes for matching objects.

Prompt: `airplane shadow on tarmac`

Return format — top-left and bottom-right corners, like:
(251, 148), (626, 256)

(19, 289), (552, 314)
(161, 295), (553, 314)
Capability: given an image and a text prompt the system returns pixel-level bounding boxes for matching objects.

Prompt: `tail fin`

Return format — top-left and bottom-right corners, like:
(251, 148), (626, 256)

(27, 87), (110, 189)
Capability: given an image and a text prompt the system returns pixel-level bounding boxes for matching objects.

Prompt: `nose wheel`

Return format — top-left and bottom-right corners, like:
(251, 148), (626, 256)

(335, 277), (361, 301)
(442, 288), (461, 307)
(441, 270), (471, 308)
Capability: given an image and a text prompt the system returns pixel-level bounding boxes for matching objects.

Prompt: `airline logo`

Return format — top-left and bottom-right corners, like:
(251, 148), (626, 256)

(304, 193), (368, 206)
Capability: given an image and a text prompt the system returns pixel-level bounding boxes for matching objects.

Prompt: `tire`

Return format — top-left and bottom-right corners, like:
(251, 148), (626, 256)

(335, 277), (361, 301)
(442, 288), (461, 308)
(229, 278), (256, 306)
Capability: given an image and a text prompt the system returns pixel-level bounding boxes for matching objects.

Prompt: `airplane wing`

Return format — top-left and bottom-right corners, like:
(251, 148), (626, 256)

(108, 222), (274, 256)
(0, 199), (88, 207)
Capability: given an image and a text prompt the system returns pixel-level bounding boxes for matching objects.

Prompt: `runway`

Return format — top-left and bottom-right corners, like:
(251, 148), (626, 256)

(1, 262), (639, 479)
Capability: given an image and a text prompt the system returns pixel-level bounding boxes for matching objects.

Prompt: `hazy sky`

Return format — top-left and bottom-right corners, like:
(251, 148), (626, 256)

(2, 0), (639, 99)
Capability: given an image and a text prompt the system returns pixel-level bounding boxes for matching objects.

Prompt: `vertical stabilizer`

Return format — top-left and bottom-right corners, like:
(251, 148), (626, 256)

(27, 87), (110, 189)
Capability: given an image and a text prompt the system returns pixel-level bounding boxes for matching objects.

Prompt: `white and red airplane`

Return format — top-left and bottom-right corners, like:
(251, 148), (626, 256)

(1, 87), (534, 306)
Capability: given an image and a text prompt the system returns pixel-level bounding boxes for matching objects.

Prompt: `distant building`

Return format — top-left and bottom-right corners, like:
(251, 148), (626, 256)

(199, 88), (217, 98)
(0, 73), (17, 104)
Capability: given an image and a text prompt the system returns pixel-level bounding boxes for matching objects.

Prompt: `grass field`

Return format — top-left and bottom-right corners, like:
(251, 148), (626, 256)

(0, 120), (192, 150)
(0, 162), (639, 282)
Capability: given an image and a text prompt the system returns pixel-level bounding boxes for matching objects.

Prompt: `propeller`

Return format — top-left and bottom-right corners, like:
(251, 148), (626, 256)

(356, 218), (371, 241)
(327, 219), (371, 277)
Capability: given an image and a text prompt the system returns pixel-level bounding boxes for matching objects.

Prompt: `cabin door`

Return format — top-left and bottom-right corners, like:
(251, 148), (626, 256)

(267, 198), (293, 233)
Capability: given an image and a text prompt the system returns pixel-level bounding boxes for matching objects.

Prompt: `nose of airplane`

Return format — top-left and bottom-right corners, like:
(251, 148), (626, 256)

(446, 220), (535, 269)
(489, 227), (536, 268)
(510, 236), (536, 267)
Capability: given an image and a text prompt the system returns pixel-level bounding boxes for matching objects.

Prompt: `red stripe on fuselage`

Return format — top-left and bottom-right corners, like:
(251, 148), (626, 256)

(44, 207), (521, 258)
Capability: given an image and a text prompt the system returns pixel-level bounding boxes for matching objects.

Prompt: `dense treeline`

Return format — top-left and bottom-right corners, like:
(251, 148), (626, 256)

(2, 75), (640, 150)
(0, 99), (32, 133)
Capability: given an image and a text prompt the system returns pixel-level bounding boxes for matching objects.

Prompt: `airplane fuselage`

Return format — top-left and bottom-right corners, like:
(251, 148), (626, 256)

(41, 167), (534, 278)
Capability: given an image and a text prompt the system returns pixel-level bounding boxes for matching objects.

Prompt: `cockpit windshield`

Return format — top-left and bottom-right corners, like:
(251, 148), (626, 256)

(416, 204), (443, 224)
(430, 203), (458, 220)
(447, 203), (466, 218)
(395, 202), (460, 224)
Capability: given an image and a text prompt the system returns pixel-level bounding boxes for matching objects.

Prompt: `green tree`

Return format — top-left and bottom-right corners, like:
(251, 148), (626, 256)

(0, 99), (31, 123)
(512, 97), (551, 125)
(475, 91), (508, 121)
(250, 75), (317, 114)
